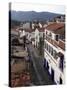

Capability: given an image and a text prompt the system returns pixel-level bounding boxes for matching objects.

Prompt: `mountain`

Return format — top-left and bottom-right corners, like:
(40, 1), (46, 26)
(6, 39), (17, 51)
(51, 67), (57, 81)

(11, 11), (62, 22)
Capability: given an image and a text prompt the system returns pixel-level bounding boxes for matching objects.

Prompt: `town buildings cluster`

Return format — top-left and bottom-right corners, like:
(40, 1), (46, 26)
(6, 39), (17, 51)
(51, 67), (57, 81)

(11, 29), (31, 87)
(11, 15), (65, 85)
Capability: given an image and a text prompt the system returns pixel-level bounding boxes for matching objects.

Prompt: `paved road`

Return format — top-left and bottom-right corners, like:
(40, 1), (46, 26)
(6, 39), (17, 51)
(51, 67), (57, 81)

(27, 43), (55, 85)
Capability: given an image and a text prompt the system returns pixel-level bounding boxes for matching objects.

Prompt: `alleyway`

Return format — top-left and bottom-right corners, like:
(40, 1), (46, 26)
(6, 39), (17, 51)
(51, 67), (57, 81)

(27, 43), (55, 85)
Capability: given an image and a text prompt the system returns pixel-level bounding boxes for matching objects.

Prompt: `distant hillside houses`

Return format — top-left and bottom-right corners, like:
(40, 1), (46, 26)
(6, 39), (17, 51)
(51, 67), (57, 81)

(53, 15), (65, 23)
(20, 22), (32, 29)
(18, 15), (65, 47)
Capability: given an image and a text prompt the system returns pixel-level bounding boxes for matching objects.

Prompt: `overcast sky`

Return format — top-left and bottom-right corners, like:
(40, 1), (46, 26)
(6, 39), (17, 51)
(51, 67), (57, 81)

(11, 2), (65, 14)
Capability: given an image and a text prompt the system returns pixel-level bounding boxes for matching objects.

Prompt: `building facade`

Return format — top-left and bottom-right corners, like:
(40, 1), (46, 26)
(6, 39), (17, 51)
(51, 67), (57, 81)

(44, 22), (65, 84)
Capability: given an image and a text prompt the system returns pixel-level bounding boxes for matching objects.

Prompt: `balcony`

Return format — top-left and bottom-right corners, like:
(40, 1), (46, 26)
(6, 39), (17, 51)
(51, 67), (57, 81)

(45, 35), (65, 50)
(59, 39), (65, 50)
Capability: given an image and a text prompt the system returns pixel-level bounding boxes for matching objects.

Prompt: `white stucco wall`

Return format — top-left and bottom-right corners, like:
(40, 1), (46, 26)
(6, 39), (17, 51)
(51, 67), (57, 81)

(44, 28), (65, 84)
(35, 28), (40, 46)
(19, 30), (26, 38)
(44, 49), (65, 84)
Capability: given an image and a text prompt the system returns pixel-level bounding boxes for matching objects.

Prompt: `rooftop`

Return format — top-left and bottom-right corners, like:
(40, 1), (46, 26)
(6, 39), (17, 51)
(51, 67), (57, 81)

(12, 50), (28, 58)
(46, 22), (65, 35)
(46, 23), (65, 31)
(11, 62), (26, 73)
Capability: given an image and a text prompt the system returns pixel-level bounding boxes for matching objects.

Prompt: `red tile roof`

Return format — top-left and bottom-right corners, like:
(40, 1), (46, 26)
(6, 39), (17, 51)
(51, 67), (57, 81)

(46, 23), (65, 31)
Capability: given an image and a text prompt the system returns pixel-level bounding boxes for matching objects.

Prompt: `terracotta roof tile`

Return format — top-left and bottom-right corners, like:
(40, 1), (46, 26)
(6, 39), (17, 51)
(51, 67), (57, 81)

(46, 23), (65, 31)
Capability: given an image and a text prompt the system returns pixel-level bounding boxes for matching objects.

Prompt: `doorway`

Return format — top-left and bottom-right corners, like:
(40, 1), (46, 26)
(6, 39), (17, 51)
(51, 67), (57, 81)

(44, 58), (46, 68)
(51, 68), (54, 81)
(60, 77), (62, 84)
(46, 61), (49, 70)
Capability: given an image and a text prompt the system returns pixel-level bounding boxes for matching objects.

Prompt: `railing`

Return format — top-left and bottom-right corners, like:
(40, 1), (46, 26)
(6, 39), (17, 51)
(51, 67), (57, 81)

(59, 40), (65, 50)
(45, 35), (65, 50)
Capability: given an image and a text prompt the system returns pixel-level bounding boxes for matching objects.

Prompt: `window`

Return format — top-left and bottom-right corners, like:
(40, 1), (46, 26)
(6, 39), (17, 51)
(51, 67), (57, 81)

(44, 42), (47, 49)
(59, 35), (65, 41)
(55, 35), (59, 41)
(59, 55), (64, 72)
(51, 47), (53, 56)
(49, 45), (51, 53)
(49, 32), (52, 38)
(53, 50), (57, 59)
(46, 31), (47, 35)
(48, 45), (51, 53)
(46, 43), (48, 51)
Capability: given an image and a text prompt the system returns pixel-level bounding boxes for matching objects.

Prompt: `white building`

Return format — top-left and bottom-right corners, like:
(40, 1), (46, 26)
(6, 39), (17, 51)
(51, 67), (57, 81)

(18, 29), (26, 44)
(54, 15), (65, 23)
(19, 29), (26, 38)
(38, 22), (42, 28)
(34, 28), (40, 47)
(44, 22), (65, 84)
(22, 22), (31, 29)
(34, 28), (44, 47)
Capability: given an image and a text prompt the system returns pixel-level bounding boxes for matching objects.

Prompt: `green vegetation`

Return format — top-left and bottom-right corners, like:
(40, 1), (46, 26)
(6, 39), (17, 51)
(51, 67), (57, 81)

(11, 20), (21, 28)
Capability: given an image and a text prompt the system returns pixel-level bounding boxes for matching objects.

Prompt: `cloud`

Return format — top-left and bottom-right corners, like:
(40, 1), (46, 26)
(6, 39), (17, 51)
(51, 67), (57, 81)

(11, 2), (65, 14)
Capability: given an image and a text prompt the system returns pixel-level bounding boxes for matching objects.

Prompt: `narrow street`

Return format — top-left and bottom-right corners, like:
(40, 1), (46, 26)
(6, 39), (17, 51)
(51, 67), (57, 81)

(27, 43), (55, 85)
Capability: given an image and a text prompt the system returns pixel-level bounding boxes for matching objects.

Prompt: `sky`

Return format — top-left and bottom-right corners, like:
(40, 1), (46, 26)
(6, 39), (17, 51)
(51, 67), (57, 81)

(11, 2), (65, 14)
